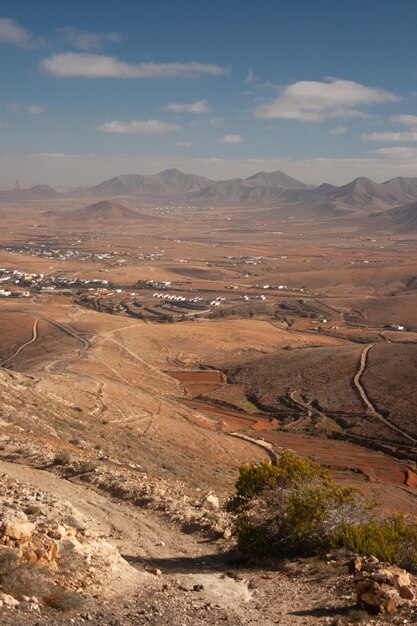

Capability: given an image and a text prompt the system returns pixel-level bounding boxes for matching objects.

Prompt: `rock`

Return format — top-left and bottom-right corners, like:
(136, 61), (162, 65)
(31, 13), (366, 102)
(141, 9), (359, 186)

(35, 539), (59, 562)
(392, 567), (411, 588)
(22, 548), (38, 564)
(149, 567), (162, 576)
(398, 585), (415, 600)
(193, 584), (204, 592)
(204, 494), (220, 511)
(348, 556), (363, 574)
(0, 513), (35, 540)
(0, 592), (20, 607)
(355, 578), (397, 615)
(18, 601), (40, 611)
(374, 569), (396, 586)
(47, 523), (66, 540)
(223, 528), (232, 540)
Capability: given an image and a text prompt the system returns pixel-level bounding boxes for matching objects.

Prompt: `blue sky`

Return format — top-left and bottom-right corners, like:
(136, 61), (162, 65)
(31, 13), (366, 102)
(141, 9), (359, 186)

(0, 0), (416, 186)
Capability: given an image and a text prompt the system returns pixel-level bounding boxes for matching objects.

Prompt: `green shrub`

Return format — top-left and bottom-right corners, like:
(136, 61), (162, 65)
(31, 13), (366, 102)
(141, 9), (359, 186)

(333, 516), (417, 572)
(229, 451), (368, 558)
(230, 451), (417, 570)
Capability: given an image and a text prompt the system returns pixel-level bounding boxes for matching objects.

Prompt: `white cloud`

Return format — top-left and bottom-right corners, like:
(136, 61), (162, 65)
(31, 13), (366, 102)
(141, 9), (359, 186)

(175, 141), (191, 148)
(244, 67), (255, 84)
(166, 99), (212, 113)
(58, 27), (121, 50)
(390, 114), (417, 126)
(209, 116), (224, 127)
(0, 17), (29, 45)
(5, 102), (21, 111)
(254, 79), (399, 121)
(0, 17), (44, 47)
(218, 134), (243, 144)
(329, 126), (348, 135)
(28, 104), (44, 115)
(363, 130), (417, 142)
(97, 119), (182, 135)
(373, 146), (417, 157)
(39, 53), (229, 78)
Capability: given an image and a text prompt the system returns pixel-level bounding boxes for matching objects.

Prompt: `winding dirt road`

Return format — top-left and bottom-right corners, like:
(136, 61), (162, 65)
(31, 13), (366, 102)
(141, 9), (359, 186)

(0, 317), (39, 367)
(353, 344), (417, 444)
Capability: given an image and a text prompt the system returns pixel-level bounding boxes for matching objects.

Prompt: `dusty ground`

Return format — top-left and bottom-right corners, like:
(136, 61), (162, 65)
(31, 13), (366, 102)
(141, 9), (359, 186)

(1, 461), (416, 626)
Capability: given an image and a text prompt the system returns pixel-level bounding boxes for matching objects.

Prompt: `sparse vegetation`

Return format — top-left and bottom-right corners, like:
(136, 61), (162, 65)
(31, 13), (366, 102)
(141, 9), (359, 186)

(0, 548), (51, 600)
(53, 450), (71, 465)
(44, 589), (85, 612)
(333, 516), (417, 573)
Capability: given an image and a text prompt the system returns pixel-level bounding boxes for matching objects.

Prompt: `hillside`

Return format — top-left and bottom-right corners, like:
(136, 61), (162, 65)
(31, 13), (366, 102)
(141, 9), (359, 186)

(75, 169), (212, 199)
(2, 171), (417, 218)
(0, 184), (60, 202)
(57, 200), (155, 222)
(368, 200), (417, 232)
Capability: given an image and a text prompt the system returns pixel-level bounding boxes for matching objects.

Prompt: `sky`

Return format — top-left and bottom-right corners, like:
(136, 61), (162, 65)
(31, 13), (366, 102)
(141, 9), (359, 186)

(0, 0), (417, 187)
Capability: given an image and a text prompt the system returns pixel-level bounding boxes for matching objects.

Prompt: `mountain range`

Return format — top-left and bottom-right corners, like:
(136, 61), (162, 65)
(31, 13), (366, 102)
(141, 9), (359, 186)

(2, 169), (417, 229)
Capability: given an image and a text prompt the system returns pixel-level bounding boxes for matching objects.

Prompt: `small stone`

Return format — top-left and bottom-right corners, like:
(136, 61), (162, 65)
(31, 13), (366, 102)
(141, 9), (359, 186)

(398, 585), (415, 600)
(149, 567), (162, 576)
(204, 494), (220, 511)
(349, 556), (363, 574)
(193, 584), (204, 592)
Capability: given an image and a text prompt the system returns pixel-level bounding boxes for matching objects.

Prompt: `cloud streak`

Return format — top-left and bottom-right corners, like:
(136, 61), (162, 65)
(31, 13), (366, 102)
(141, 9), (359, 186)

(254, 79), (399, 121)
(39, 53), (230, 78)
(58, 27), (122, 50)
(166, 99), (212, 113)
(0, 17), (29, 45)
(28, 104), (44, 115)
(0, 17), (43, 47)
(218, 134), (243, 144)
(390, 114), (417, 126)
(364, 130), (417, 142)
(97, 119), (182, 135)
(329, 126), (348, 135)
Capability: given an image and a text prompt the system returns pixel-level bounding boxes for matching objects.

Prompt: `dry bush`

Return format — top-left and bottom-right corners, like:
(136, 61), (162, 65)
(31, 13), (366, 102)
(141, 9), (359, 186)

(44, 589), (85, 612)
(228, 451), (372, 560)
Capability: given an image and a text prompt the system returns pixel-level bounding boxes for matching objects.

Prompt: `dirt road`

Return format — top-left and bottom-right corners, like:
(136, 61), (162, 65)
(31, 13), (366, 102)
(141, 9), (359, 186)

(353, 344), (417, 444)
(0, 317), (39, 366)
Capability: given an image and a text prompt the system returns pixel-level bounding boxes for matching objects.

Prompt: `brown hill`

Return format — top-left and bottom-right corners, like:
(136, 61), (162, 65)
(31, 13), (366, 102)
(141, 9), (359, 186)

(0, 184), (60, 202)
(75, 169), (211, 198)
(368, 199), (417, 232)
(59, 200), (155, 222)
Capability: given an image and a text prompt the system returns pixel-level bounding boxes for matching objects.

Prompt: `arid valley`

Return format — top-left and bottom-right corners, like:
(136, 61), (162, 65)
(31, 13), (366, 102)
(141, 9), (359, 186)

(0, 169), (417, 624)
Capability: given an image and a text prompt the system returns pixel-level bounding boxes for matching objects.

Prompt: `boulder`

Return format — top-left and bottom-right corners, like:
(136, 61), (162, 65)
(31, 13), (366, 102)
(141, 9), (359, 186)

(47, 524), (67, 541)
(204, 494), (220, 511)
(0, 592), (20, 607)
(398, 585), (415, 601)
(0, 512), (35, 541)
(355, 578), (397, 614)
(348, 556), (362, 574)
